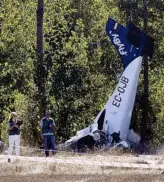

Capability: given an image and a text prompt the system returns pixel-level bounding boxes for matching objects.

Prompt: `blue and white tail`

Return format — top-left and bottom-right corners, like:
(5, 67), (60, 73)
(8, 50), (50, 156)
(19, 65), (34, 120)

(93, 18), (154, 144)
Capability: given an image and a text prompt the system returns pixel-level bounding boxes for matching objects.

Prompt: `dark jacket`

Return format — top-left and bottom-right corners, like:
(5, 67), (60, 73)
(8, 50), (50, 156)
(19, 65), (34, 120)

(8, 120), (20, 135)
(40, 117), (55, 135)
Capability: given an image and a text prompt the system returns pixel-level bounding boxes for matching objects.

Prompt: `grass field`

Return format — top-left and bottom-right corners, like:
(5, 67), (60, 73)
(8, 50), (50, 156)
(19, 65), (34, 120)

(0, 151), (164, 182)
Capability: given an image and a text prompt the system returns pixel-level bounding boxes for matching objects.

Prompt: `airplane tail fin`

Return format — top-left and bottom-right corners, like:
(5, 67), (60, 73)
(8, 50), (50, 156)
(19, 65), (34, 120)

(127, 23), (154, 58)
(105, 18), (154, 68)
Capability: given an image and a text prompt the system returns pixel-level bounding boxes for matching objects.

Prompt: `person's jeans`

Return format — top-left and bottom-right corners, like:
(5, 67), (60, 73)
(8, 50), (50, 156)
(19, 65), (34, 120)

(8, 135), (20, 156)
(43, 135), (56, 157)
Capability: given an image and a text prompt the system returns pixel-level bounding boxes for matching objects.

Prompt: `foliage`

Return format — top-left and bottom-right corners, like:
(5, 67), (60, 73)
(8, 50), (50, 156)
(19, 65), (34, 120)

(0, 0), (163, 147)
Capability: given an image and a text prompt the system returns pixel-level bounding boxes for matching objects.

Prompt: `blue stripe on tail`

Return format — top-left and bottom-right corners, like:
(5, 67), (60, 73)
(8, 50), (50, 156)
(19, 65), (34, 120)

(105, 18), (154, 69)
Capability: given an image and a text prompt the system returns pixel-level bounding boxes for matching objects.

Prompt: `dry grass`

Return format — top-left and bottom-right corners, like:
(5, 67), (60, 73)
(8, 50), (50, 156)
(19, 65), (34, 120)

(0, 150), (164, 182)
(1, 173), (164, 182)
(0, 163), (164, 182)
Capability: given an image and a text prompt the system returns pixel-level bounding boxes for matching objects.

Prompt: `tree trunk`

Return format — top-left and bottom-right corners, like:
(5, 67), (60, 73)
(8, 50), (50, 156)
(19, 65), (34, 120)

(0, 1), (2, 140)
(36, 0), (46, 116)
(141, 0), (149, 142)
(126, 0), (132, 24)
(31, 0), (46, 145)
(0, 0), (1, 34)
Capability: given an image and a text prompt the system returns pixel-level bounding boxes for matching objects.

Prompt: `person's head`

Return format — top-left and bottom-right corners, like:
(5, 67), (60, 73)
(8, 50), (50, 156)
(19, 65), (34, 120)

(45, 110), (51, 118)
(9, 112), (17, 120)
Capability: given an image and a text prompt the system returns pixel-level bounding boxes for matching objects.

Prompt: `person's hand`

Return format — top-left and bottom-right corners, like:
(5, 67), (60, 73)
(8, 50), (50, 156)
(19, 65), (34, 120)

(9, 125), (15, 130)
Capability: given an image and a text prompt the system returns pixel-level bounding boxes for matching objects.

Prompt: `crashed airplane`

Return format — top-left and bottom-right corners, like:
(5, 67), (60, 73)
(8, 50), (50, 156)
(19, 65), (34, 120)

(65, 17), (154, 152)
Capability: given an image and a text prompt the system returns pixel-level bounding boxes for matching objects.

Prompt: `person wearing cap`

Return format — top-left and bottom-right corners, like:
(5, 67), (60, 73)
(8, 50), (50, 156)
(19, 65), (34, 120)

(40, 110), (56, 157)
(8, 112), (22, 162)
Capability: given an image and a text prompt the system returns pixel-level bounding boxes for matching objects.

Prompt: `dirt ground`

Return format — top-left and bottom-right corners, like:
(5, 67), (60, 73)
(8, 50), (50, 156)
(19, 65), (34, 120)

(1, 172), (164, 182)
(0, 152), (164, 182)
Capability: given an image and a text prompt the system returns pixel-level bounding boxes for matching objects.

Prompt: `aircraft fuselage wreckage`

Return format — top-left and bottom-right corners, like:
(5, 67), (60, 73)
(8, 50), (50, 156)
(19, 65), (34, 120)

(65, 18), (154, 152)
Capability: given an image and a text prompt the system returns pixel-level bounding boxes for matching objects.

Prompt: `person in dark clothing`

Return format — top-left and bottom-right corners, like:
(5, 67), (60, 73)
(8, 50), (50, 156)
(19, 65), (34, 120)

(40, 111), (56, 157)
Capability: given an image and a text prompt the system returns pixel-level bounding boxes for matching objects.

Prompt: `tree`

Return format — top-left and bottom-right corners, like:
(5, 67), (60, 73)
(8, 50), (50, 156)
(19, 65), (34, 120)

(0, 0), (163, 147)
(36, 0), (46, 116)
(140, 0), (149, 142)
